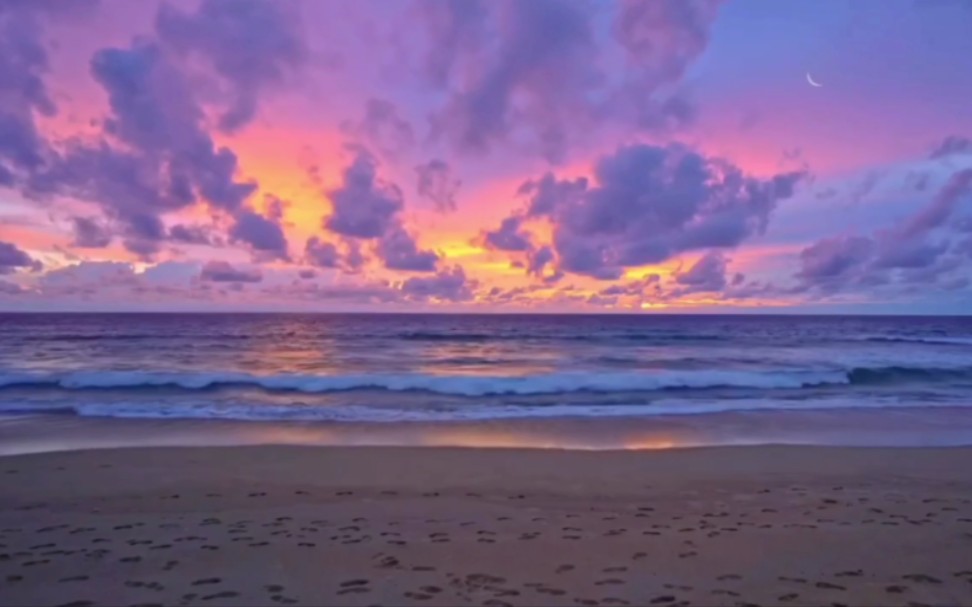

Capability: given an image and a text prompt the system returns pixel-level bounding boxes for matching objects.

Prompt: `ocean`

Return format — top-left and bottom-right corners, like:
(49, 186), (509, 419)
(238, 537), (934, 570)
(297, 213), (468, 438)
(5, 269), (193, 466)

(2, 313), (972, 452)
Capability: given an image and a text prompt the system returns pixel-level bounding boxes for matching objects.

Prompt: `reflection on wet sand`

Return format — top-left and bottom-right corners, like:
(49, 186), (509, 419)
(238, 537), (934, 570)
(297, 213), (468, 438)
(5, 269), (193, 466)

(3, 405), (972, 457)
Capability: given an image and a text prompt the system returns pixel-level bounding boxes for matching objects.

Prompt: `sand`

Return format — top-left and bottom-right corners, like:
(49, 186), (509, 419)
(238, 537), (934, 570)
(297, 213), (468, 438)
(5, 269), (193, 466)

(1, 444), (971, 607)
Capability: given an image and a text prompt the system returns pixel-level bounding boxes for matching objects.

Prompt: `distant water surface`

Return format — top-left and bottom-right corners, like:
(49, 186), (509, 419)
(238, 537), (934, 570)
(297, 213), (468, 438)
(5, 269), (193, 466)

(1, 314), (971, 448)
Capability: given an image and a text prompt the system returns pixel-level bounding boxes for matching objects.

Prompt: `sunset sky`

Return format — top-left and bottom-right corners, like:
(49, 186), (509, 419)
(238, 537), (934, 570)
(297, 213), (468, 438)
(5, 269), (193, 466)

(1, 0), (970, 313)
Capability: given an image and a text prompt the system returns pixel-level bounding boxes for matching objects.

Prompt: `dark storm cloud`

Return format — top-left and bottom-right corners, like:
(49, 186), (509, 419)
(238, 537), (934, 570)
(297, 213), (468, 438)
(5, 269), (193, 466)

(415, 159), (460, 212)
(156, 0), (307, 133)
(70, 216), (112, 248)
(400, 266), (473, 301)
(199, 260), (262, 283)
(507, 143), (803, 280)
(229, 209), (290, 260)
(0, 239), (40, 274)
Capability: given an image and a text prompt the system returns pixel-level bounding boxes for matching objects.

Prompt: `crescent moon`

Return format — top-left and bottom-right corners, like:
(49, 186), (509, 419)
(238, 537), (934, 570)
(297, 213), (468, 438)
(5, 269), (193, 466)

(806, 72), (823, 88)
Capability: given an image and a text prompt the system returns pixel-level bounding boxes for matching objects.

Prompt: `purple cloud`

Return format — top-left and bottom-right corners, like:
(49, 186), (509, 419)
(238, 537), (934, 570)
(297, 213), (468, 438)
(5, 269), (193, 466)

(797, 235), (874, 284)
(401, 266), (473, 301)
(199, 260), (262, 283)
(415, 159), (460, 212)
(0, 1), (66, 184)
(169, 223), (217, 246)
(0, 240), (40, 274)
(325, 148), (403, 239)
(416, 0), (489, 87)
(929, 135), (972, 159)
(482, 215), (533, 252)
(421, 1), (716, 162)
(342, 98), (415, 158)
(26, 38), (258, 258)
(898, 168), (972, 239)
(378, 227), (439, 272)
(156, 0), (307, 133)
(512, 143), (803, 279)
(70, 216), (112, 248)
(229, 208), (290, 260)
(304, 237), (342, 269)
(674, 251), (728, 293)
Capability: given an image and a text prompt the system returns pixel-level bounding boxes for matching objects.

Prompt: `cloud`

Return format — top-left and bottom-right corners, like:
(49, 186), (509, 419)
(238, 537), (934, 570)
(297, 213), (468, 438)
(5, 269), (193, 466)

(155, 0), (307, 133)
(229, 208), (290, 260)
(70, 216), (112, 248)
(929, 135), (972, 159)
(0, 1), (81, 184)
(795, 168), (972, 294)
(527, 246), (556, 278)
(342, 98), (415, 158)
(420, 1), (718, 162)
(325, 148), (403, 239)
(798, 235), (874, 282)
(199, 260), (262, 283)
(378, 226), (439, 272)
(169, 223), (217, 246)
(0, 240), (40, 274)
(674, 251), (728, 293)
(39, 261), (137, 291)
(897, 168), (972, 239)
(482, 215), (533, 252)
(510, 143), (803, 279)
(318, 147), (438, 272)
(415, 159), (460, 212)
(401, 266), (474, 301)
(25, 38), (259, 258)
(304, 236), (341, 269)
(415, 0), (489, 87)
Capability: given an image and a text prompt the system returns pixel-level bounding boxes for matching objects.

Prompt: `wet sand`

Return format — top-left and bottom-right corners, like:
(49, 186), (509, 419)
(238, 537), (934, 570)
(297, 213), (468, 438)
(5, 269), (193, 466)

(1, 445), (971, 606)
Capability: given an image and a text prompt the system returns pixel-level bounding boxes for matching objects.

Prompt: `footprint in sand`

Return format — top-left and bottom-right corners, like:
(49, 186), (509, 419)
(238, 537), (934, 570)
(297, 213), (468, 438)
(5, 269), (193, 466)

(595, 579), (625, 586)
(815, 581), (846, 590)
(201, 591), (239, 601)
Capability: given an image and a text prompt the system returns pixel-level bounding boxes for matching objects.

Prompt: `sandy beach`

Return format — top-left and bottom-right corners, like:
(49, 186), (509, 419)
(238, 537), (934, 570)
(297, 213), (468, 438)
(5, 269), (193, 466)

(1, 445), (971, 607)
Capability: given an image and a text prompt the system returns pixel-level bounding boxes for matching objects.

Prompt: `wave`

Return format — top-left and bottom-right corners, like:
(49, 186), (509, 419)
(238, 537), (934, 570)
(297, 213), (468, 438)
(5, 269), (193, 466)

(1, 364), (970, 396)
(861, 336), (972, 347)
(0, 369), (846, 395)
(1, 397), (968, 423)
(396, 331), (725, 343)
(16, 333), (254, 342)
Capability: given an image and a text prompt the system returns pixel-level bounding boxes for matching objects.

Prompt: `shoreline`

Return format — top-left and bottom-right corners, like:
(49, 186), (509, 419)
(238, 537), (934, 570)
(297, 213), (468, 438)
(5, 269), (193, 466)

(3, 406), (972, 457)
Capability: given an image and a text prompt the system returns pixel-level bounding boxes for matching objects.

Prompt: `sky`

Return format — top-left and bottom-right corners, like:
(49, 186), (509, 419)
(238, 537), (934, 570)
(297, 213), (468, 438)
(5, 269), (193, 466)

(0, 0), (971, 313)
